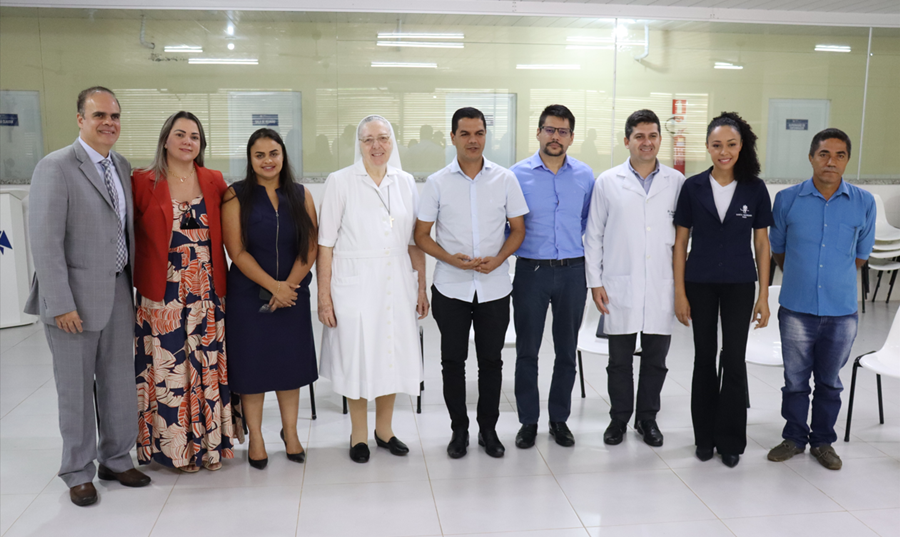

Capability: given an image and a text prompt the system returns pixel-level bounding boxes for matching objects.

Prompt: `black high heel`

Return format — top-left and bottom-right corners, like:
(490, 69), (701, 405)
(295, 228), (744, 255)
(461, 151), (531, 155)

(281, 429), (306, 463)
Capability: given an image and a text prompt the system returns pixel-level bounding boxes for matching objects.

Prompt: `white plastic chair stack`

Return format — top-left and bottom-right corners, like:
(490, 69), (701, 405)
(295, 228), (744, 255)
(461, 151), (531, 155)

(574, 297), (641, 399)
(746, 285), (784, 367)
(844, 305), (900, 441)
(868, 195), (900, 303)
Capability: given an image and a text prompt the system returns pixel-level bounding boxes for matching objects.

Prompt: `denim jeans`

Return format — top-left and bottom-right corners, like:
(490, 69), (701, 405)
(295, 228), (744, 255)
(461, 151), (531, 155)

(512, 258), (587, 424)
(778, 306), (858, 448)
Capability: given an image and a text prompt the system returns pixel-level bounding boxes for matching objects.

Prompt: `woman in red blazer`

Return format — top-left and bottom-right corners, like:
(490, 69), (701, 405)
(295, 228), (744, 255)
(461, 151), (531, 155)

(132, 111), (242, 473)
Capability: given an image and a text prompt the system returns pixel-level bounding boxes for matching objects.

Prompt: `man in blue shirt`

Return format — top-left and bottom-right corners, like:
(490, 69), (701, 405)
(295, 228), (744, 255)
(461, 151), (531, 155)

(768, 128), (875, 470)
(510, 105), (595, 448)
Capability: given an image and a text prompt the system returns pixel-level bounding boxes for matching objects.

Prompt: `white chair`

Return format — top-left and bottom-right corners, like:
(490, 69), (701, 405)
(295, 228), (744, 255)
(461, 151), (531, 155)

(469, 257), (517, 346)
(575, 297), (641, 399)
(746, 285), (784, 367)
(844, 305), (900, 441)
(873, 193), (900, 242)
(869, 250), (900, 304)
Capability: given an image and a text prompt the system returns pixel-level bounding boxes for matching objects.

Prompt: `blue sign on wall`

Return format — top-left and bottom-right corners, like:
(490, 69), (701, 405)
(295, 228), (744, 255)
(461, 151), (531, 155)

(786, 119), (808, 131)
(0, 114), (19, 127)
(252, 114), (279, 126)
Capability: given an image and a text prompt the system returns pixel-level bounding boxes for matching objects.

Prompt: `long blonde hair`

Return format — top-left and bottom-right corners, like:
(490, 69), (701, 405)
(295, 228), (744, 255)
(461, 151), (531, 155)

(143, 111), (207, 186)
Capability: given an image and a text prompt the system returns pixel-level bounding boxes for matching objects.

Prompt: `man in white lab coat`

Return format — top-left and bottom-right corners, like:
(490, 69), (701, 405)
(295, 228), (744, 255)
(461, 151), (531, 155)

(585, 109), (685, 447)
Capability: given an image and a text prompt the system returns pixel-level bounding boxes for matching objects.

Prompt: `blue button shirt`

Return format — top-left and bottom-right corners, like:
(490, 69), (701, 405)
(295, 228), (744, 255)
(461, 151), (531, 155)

(628, 159), (660, 194)
(770, 178), (875, 316)
(510, 152), (594, 259)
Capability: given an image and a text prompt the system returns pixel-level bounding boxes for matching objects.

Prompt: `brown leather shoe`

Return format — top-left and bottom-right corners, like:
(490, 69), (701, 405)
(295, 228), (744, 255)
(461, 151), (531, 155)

(69, 483), (98, 506)
(97, 465), (151, 487)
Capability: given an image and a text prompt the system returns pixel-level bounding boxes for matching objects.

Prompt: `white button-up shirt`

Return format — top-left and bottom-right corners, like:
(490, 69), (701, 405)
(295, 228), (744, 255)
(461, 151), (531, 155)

(78, 136), (126, 231)
(418, 157), (529, 303)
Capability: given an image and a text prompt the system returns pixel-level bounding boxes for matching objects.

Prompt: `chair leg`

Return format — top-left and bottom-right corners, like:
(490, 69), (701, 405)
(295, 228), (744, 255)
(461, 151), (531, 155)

(745, 370), (751, 409)
(309, 383), (317, 420)
(877, 374), (884, 425)
(93, 380), (100, 430)
(887, 270), (898, 303)
(769, 257), (777, 285)
(577, 350), (586, 398)
(342, 396), (348, 415)
(844, 357), (862, 442)
(862, 264), (868, 313)
(872, 271), (884, 303)
(418, 326), (424, 414)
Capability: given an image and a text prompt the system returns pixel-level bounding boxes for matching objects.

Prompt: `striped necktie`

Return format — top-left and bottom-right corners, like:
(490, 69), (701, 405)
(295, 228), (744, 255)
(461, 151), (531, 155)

(100, 159), (127, 272)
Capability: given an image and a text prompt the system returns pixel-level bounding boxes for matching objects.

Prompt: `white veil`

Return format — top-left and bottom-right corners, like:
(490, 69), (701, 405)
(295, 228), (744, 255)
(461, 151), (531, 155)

(353, 115), (403, 171)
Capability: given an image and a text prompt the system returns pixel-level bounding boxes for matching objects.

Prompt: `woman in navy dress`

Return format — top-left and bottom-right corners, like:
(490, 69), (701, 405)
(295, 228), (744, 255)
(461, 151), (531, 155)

(673, 112), (773, 468)
(222, 128), (318, 469)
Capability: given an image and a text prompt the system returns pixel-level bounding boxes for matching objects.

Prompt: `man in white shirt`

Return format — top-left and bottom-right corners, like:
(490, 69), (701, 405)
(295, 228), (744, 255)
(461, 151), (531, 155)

(415, 107), (529, 459)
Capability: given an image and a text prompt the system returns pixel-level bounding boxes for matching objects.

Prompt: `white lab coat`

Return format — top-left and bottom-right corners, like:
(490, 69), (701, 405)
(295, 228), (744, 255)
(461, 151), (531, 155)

(584, 160), (685, 335)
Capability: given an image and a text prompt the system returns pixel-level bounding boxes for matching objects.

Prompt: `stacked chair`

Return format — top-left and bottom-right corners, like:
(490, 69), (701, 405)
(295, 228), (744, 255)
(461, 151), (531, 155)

(865, 194), (900, 311)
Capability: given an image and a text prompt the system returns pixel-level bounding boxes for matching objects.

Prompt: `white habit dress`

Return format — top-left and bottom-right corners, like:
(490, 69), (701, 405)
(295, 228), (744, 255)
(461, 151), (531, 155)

(318, 121), (423, 400)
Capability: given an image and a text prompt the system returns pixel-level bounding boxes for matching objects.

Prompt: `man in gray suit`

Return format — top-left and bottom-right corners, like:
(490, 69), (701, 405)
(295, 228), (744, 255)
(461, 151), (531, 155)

(25, 86), (150, 506)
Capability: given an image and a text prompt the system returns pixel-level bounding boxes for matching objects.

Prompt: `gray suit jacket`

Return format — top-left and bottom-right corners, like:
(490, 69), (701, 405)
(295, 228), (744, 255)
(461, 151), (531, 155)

(24, 139), (135, 331)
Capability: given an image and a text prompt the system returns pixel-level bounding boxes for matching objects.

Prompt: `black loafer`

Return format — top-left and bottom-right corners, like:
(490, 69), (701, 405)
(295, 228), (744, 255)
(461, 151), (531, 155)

(478, 430), (505, 458)
(635, 419), (664, 447)
(696, 447), (714, 462)
(603, 419), (627, 445)
(447, 430), (469, 459)
(722, 454), (740, 468)
(548, 421), (575, 447)
(349, 436), (370, 463)
(374, 432), (409, 456)
(516, 424), (538, 449)
(281, 429), (305, 463)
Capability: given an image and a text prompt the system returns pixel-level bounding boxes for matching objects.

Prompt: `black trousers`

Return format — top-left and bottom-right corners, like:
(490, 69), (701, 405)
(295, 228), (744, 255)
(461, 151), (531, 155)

(607, 333), (671, 423)
(431, 286), (509, 433)
(685, 281), (755, 455)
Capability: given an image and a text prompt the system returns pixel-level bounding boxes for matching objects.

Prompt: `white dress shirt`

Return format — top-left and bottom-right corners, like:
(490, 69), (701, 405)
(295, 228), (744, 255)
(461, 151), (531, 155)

(418, 157), (529, 303)
(78, 136), (126, 232)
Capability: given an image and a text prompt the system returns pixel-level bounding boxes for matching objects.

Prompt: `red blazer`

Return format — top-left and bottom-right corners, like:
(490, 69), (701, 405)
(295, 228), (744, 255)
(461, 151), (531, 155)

(132, 164), (229, 301)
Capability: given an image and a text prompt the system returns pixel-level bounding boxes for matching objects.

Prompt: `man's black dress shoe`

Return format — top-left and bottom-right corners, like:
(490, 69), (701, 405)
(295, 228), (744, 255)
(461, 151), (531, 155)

(349, 436), (370, 463)
(721, 454), (740, 468)
(516, 424), (538, 449)
(603, 419), (627, 445)
(549, 421), (575, 447)
(447, 431), (469, 459)
(478, 430), (505, 458)
(635, 419), (664, 447)
(281, 429), (305, 463)
(695, 447), (714, 462)
(97, 465), (151, 487)
(375, 432), (409, 456)
(69, 483), (98, 507)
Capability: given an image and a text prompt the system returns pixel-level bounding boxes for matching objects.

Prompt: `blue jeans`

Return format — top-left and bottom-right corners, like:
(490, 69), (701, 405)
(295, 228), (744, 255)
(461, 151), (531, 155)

(512, 258), (587, 424)
(778, 306), (858, 448)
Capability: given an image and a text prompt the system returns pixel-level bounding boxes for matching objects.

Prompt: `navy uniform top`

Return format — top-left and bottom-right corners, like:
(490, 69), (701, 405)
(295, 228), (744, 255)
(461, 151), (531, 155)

(674, 168), (774, 283)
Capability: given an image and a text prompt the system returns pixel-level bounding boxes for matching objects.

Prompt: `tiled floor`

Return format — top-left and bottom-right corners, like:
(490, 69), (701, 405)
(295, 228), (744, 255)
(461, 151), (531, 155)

(1, 302), (898, 537)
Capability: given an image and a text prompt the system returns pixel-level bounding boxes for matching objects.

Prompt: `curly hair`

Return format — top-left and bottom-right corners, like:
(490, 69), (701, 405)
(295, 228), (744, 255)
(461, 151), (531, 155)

(706, 112), (760, 183)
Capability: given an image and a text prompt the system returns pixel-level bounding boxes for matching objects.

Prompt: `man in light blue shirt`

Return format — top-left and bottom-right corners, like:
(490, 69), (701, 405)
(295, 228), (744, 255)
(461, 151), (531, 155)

(509, 105), (594, 449)
(767, 128), (875, 470)
(415, 107), (529, 460)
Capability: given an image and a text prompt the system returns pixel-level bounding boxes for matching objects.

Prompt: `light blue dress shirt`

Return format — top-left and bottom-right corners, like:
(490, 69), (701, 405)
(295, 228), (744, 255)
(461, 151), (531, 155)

(627, 158), (661, 195)
(510, 152), (594, 260)
(770, 178), (876, 316)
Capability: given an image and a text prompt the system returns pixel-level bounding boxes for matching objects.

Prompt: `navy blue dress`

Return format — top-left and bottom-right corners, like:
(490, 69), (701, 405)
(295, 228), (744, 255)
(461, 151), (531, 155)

(226, 182), (318, 394)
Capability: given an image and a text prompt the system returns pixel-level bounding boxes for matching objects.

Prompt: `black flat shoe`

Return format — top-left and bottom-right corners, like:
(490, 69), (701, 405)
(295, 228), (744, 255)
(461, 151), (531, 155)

(516, 424), (538, 449)
(549, 421), (575, 447)
(478, 430), (505, 458)
(696, 447), (714, 462)
(349, 436), (370, 463)
(635, 419), (664, 447)
(374, 432), (409, 456)
(603, 419), (627, 445)
(721, 454), (740, 468)
(281, 429), (306, 463)
(447, 431), (469, 459)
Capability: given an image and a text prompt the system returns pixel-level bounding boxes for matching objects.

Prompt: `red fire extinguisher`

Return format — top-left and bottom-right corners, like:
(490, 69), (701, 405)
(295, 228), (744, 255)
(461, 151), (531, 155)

(669, 99), (687, 175)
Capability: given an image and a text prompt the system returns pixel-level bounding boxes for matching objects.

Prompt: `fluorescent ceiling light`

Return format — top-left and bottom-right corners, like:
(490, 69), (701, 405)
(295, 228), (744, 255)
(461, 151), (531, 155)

(566, 45), (614, 50)
(568, 36), (614, 43)
(714, 62), (743, 70)
(164, 45), (203, 53)
(226, 24), (234, 36)
(815, 44), (851, 53)
(227, 43), (235, 50)
(516, 64), (580, 70)
(371, 61), (437, 68)
(376, 41), (463, 49)
(377, 32), (464, 39)
(189, 58), (258, 65)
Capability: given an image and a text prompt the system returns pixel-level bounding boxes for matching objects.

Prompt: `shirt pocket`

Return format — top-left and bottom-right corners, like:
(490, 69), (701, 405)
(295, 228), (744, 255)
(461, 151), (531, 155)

(835, 223), (859, 257)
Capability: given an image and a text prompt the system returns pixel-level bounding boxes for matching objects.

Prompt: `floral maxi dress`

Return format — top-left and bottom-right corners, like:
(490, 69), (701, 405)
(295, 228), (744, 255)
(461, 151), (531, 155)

(135, 196), (243, 469)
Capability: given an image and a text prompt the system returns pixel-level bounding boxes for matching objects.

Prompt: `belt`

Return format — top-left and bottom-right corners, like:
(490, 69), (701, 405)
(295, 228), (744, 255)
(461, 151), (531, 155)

(517, 256), (584, 267)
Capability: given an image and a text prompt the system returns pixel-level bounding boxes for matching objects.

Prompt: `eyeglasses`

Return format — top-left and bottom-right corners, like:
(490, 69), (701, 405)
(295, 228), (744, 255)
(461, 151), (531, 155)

(541, 126), (572, 137)
(359, 135), (392, 146)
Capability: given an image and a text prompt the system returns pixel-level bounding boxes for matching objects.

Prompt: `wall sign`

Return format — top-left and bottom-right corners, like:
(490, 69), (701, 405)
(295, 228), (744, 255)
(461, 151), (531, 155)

(786, 119), (808, 131)
(0, 114), (19, 127)
(252, 114), (279, 126)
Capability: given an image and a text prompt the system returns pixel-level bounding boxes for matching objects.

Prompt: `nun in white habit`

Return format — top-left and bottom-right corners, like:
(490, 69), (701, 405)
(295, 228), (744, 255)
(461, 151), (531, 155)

(317, 115), (429, 463)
